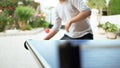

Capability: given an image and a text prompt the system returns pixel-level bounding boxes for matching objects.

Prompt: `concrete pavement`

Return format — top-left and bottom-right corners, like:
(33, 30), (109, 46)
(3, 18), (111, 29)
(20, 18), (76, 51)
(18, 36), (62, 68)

(0, 35), (40, 68)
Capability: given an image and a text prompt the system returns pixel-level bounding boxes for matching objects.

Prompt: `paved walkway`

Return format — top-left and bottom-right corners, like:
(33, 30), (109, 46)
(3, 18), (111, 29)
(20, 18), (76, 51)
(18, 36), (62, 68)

(0, 35), (40, 68)
(0, 28), (44, 36)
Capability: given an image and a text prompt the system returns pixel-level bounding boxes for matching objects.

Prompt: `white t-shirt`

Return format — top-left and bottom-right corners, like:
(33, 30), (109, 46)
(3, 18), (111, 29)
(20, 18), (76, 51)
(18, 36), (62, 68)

(52, 0), (92, 38)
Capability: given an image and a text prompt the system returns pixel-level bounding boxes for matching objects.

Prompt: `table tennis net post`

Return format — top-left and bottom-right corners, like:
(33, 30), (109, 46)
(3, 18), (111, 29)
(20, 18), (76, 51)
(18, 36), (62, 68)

(59, 42), (81, 68)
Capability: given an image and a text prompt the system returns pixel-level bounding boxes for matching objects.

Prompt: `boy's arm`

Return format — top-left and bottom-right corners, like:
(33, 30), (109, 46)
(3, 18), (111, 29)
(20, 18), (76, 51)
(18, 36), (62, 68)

(65, 11), (91, 32)
(44, 29), (58, 40)
(44, 7), (62, 40)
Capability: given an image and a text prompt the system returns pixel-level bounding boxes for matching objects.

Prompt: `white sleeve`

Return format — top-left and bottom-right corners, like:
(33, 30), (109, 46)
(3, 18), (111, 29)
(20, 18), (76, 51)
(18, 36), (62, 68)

(70, 0), (91, 12)
(51, 9), (62, 32)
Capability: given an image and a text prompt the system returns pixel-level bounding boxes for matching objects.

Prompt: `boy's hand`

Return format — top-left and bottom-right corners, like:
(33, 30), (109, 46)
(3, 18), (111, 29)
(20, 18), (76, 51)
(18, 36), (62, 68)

(65, 21), (72, 32)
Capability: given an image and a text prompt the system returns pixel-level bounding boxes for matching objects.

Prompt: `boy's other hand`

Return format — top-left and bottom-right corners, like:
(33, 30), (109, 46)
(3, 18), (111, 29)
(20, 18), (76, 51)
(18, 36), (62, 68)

(65, 21), (72, 32)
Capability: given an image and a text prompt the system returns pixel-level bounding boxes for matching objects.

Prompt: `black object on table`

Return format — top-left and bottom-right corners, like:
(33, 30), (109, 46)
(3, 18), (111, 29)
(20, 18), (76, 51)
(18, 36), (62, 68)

(59, 42), (80, 68)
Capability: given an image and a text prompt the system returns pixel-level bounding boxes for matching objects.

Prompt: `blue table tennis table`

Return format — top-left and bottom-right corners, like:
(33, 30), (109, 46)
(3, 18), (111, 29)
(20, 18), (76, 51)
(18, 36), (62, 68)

(24, 40), (120, 68)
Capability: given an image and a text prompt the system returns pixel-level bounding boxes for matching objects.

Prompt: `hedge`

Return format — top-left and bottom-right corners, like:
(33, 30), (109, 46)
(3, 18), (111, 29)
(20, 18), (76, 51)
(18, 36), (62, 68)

(107, 0), (120, 15)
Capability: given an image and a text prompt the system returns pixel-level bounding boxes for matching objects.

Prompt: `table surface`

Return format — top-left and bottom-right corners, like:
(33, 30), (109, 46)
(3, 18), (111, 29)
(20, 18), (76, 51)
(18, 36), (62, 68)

(25, 40), (120, 68)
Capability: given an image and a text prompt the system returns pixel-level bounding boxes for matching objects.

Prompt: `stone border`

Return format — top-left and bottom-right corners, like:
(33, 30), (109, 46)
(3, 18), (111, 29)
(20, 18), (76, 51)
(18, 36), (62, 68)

(0, 28), (44, 37)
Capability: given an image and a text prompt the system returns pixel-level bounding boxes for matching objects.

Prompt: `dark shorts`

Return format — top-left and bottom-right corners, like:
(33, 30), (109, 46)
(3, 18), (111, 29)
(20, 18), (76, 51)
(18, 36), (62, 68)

(60, 33), (93, 40)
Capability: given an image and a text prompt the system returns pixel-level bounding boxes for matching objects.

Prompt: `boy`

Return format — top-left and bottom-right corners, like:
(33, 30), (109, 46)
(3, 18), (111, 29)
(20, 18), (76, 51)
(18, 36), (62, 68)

(44, 0), (93, 40)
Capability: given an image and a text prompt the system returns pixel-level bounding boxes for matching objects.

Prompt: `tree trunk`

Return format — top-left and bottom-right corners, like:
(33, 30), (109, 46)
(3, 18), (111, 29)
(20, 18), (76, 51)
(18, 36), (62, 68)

(98, 8), (103, 25)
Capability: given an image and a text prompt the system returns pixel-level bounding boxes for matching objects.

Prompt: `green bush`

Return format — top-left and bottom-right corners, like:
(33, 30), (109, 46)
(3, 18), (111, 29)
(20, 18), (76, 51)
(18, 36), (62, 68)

(19, 0), (32, 6)
(0, 0), (18, 16)
(0, 12), (10, 32)
(97, 24), (104, 28)
(29, 17), (49, 28)
(103, 22), (118, 32)
(15, 6), (34, 30)
(19, 0), (40, 11)
(107, 0), (120, 15)
(40, 20), (49, 28)
(15, 6), (34, 23)
(29, 17), (41, 28)
(25, 24), (32, 30)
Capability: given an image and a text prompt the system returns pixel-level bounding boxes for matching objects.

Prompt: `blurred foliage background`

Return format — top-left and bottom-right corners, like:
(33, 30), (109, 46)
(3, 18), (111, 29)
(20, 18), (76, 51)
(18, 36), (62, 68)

(0, 0), (49, 32)
(87, 0), (120, 15)
(0, 0), (120, 32)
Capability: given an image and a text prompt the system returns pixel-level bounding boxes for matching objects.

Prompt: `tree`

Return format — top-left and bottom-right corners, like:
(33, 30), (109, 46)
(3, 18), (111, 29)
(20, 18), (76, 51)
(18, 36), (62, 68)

(87, 0), (106, 24)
